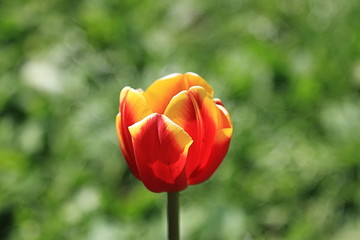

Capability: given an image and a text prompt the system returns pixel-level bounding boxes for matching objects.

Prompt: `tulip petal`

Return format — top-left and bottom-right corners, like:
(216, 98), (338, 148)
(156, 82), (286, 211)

(214, 98), (232, 129)
(144, 72), (214, 113)
(117, 87), (152, 179)
(164, 86), (219, 179)
(128, 113), (193, 193)
(188, 102), (233, 184)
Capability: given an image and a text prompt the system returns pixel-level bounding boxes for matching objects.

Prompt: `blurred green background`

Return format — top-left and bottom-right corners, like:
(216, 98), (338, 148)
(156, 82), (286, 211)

(1, 0), (360, 239)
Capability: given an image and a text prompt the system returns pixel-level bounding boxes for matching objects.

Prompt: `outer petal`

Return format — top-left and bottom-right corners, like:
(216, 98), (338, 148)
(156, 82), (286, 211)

(188, 101), (233, 184)
(164, 86), (219, 180)
(144, 72), (214, 114)
(128, 113), (193, 193)
(117, 87), (152, 179)
(213, 98), (232, 129)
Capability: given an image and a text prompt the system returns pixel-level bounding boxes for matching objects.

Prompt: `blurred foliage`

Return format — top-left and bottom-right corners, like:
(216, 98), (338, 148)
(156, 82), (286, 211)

(1, 0), (360, 239)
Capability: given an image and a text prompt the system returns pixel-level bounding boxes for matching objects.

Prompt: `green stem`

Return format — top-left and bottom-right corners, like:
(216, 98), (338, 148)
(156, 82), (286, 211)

(167, 192), (179, 240)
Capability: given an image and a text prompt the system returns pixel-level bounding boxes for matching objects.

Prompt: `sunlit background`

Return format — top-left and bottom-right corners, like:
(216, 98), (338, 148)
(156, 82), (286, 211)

(1, 0), (360, 239)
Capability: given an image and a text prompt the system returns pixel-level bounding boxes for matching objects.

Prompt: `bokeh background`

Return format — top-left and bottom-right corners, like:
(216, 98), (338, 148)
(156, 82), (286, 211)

(1, 0), (360, 239)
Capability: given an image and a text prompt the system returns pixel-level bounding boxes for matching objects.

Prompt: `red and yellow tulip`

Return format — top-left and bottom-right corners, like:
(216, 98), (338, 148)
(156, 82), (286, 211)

(116, 72), (232, 193)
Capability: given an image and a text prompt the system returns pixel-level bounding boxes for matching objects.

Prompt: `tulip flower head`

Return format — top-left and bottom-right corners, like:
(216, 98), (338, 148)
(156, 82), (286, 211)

(116, 72), (232, 193)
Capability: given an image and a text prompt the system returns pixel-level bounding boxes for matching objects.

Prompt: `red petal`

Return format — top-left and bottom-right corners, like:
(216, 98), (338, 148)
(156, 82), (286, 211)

(214, 99), (232, 129)
(164, 86), (219, 180)
(128, 113), (193, 193)
(188, 102), (233, 184)
(117, 87), (152, 179)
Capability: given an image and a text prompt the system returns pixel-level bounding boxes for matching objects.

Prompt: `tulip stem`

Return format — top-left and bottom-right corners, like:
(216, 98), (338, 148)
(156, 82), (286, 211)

(167, 192), (179, 240)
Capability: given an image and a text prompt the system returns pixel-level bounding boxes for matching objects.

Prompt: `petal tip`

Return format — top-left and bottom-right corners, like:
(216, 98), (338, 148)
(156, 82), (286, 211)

(159, 73), (183, 80)
(185, 72), (199, 77)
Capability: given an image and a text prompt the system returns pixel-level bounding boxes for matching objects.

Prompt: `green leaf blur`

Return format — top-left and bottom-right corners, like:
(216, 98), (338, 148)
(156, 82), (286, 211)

(1, 0), (360, 239)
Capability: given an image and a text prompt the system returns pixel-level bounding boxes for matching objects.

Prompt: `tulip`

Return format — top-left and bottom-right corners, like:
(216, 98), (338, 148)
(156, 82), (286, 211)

(116, 72), (232, 193)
